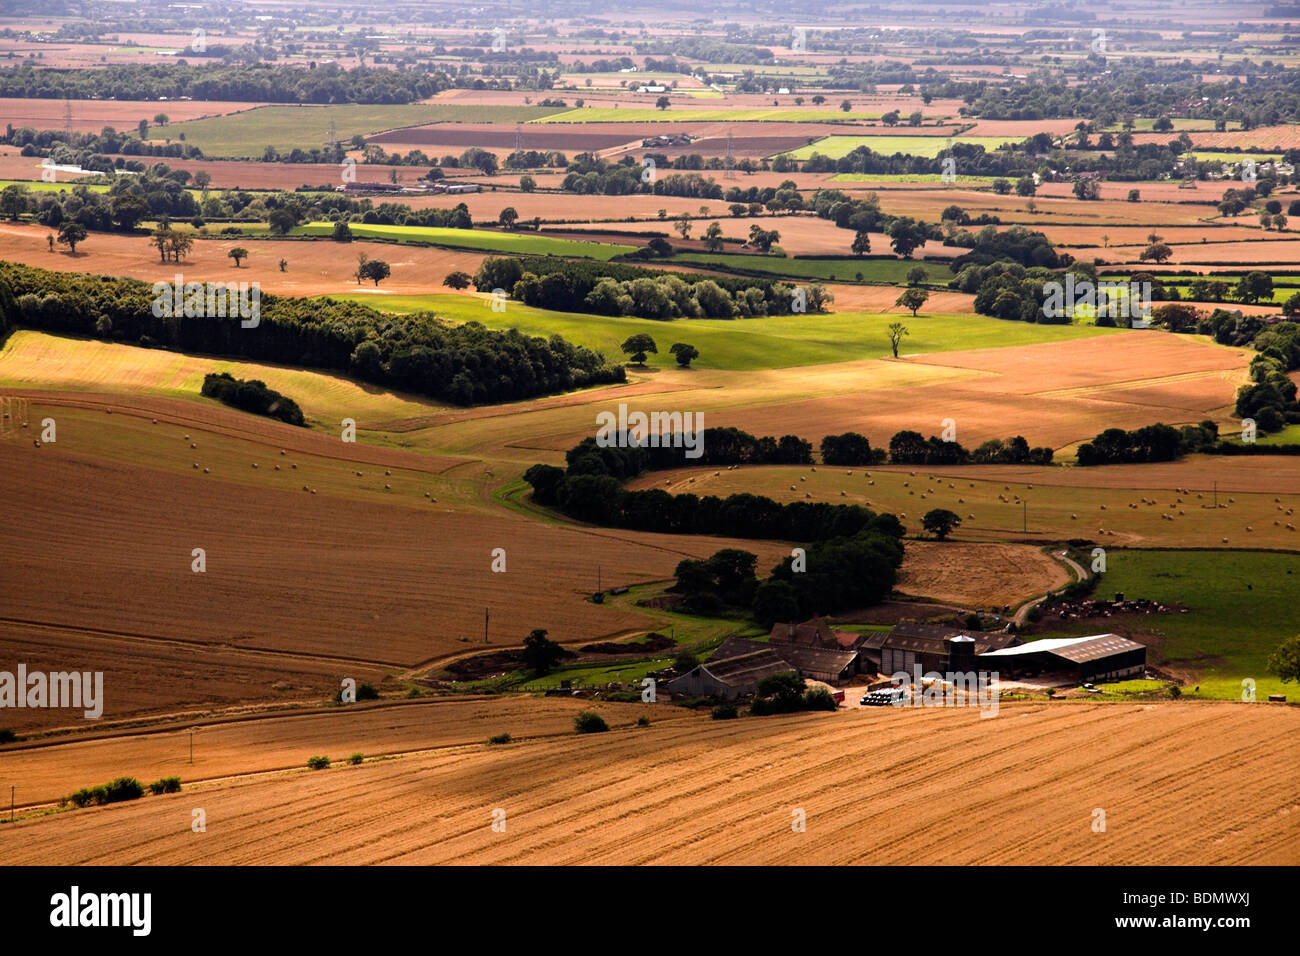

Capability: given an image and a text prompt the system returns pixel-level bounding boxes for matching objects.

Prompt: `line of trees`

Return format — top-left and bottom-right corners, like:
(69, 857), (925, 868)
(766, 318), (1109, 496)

(0, 62), (450, 103)
(1076, 422), (1219, 466)
(472, 256), (829, 319)
(0, 263), (624, 407)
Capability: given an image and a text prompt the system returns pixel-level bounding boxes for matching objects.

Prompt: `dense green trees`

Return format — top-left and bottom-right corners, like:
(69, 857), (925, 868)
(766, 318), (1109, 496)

(1, 263), (624, 407)
(471, 256), (826, 321)
(0, 62), (448, 104)
(201, 372), (305, 426)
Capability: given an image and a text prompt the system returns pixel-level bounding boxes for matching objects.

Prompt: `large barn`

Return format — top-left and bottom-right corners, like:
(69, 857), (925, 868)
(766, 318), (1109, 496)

(715, 636), (860, 684)
(666, 649), (793, 700)
(978, 634), (1147, 683)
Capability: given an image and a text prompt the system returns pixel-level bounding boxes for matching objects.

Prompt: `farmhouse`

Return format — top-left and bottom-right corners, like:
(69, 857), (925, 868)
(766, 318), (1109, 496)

(769, 615), (861, 648)
(867, 622), (1019, 675)
(978, 634), (1147, 683)
(667, 648), (793, 699)
(715, 636), (860, 684)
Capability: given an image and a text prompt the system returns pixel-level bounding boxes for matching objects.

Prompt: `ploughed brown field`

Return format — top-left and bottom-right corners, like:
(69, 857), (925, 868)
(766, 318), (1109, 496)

(3, 699), (1294, 865)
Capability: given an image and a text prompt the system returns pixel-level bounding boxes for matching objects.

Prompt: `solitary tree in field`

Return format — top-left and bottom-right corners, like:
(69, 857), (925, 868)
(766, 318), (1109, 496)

(443, 271), (472, 290)
(228, 247), (249, 267)
(675, 213), (692, 240)
(519, 174), (536, 193)
(669, 342), (699, 367)
(887, 321), (909, 358)
(895, 287), (929, 316)
(499, 206), (519, 229)
(620, 333), (658, 366)
(655, 96), (671, 110)
(906, 266), (927, 287)
(1138, 242), (1172, 264)
(1015, 176), (1036, 197)
(839, 99), (852, 112)
(193, 170), (211, 193)
(56, 221), (87, 254)
(811, 94), (826, 105)
(922, 508), (962, 540)
(359, 258), (391, 287)
(1268, 635), (1300, 684)
(137, 118), (149, 139)
(851, 230), (871, 256)
(153, 112), (169, 126)
(522, 628), (565, 675)
(704, 221), (724, 252)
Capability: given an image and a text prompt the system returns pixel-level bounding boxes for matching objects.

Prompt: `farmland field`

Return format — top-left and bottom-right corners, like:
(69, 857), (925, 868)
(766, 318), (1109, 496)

(4, 700), (1295, 865)
(147, 104), (566, 157)
(782, 135), (1023, 160)
(1, 0), (1298, 886)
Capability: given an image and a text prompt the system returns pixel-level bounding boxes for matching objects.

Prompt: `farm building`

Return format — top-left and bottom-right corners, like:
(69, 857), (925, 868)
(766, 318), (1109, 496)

(866, 623), (1019, 675)
(979, 634), (1146, 683)
(769, 615), (862, 650)
(667, 648), (793, 700)
(641, 133), (694, 148)
(715, 636), (861, 684)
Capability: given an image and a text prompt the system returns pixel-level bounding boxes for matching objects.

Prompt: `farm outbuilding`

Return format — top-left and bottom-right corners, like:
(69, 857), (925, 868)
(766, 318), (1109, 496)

(867, 623), (1019, 676)
(978, 634), (1146, 683)
(667, 649), (793, 700)
(714, 636), (860, 683)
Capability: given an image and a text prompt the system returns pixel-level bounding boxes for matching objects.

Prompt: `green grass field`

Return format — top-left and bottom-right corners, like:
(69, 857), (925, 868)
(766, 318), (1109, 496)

(1188, 151), (1282, 164)
(333, 293), (1117, 371)
(0, 178), (110, 192)
(668, 252), (953, 284)
(239, 222), (636, 259)
(1039, 549), (1300, 701)
(783, 135), (1022, 160)
(147, 104), (564, 158)
(535, 108), (883, 123)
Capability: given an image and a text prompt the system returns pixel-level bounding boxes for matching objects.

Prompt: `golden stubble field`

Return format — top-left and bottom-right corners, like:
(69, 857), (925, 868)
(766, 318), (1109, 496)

(3, 699), (1295, 865)
(0, 395), (794, 726)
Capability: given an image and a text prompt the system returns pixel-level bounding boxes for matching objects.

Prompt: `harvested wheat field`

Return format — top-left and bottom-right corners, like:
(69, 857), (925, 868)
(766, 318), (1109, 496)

(895, 541), (1074, 607)
(3, 701), (1295, 865)
(0, 97), (264, 133)
(0, 619), (391, 734)
(0, 222), (488, 297)
(0, 697), (684, 808)
(0, 398), (789, 673)
(628, 458), (1300, 550)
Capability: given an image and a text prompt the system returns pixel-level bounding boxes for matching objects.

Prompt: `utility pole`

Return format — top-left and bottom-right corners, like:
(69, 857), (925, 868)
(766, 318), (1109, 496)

(1213, 481), (1218, 508)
